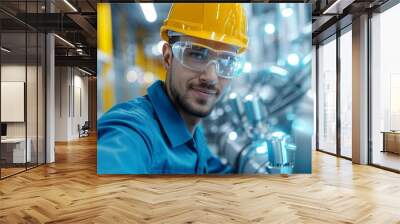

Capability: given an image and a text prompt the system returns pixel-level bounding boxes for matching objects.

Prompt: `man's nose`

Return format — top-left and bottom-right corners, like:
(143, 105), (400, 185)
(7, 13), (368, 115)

(199, 61), (218, 84)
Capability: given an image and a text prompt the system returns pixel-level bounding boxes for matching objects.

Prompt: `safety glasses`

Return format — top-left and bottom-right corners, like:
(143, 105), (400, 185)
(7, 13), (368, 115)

(171, 41), (244, 79)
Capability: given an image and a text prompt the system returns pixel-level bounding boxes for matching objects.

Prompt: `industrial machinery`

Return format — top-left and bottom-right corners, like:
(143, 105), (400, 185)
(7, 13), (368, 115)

(203, 63), (312, 174)
(202, 4), (313, 174)
(203, 4), (314, 174)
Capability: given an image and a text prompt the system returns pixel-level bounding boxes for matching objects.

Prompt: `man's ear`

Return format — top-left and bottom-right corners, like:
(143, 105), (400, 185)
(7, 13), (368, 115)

(162, 43), (172, 70)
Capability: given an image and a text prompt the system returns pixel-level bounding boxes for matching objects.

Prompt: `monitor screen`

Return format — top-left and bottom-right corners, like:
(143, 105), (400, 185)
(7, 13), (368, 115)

(1, 123), (7, 137)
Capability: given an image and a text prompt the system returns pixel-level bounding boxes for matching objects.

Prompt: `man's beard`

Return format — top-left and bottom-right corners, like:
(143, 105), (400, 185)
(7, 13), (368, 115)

(168, 77), (217, 118)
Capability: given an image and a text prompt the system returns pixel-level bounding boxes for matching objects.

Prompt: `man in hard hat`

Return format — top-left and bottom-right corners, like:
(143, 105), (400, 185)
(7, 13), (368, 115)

(98, 3), (248, 174)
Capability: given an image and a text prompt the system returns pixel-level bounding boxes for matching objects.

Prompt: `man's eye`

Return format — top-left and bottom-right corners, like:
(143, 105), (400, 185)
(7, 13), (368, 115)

(188, 51), (207, 60)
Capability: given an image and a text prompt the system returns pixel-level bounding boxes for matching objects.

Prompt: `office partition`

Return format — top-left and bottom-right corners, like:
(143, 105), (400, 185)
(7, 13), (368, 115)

(0, 0), (47, 179)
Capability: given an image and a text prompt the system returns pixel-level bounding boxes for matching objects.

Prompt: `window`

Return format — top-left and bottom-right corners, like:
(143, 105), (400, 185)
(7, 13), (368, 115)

(317, 37), (337, 154)
(339, 29), (352, 158)
(371, 3), (400, 171)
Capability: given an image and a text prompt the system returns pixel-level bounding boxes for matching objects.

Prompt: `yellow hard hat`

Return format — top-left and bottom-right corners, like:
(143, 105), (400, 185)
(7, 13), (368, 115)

(160, 3), (248, 54)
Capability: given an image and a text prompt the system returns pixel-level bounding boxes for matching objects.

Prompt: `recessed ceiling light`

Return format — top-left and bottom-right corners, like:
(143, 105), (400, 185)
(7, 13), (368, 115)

(140, 3), (157, 23)
(54, 34), (75, 48)
(78, 67), (93, 76)
(1, 47), (11, 53)
(63, 0), (78, 12)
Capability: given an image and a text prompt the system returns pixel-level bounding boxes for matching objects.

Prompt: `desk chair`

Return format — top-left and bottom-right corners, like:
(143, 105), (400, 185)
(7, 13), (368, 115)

(78, 121), (90, 138)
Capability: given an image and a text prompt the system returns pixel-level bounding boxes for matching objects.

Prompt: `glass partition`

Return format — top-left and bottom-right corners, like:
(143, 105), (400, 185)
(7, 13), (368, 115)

(0, 1), (46, 179)
(1, 29), (28, 177)
(317, 36), (337, 155)
(371, 3), (400, 171)
(339, 29), (352, 158)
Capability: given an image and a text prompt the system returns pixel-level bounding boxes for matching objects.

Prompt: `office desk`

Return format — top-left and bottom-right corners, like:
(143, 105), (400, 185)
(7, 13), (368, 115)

(1, 138), (31, 163)
(381, 131), (400, 154)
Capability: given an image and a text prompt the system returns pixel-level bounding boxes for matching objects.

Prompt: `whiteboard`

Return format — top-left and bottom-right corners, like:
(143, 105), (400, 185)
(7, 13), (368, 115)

(1, 82), (25, 122)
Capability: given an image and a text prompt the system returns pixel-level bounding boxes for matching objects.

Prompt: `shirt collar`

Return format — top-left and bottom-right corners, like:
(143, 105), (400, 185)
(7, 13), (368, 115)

(147, 80), (192, 148)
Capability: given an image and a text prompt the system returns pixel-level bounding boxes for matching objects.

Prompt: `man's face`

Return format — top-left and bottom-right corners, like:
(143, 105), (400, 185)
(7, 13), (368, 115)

(163, 36), (237, 117)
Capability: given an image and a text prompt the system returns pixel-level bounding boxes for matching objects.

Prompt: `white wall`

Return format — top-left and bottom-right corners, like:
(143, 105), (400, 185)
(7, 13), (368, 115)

(1, 64), (46, 164)
(1, 65), (38, 138)
(71, 73), (89, 138)
(55, 67), (89, 141)
(1, 65), (26, 81)
(1, 65), (26, 131)
(1, 82), (25, 122)
(55, 67), (69, 141)
(1, 65), (26, 142)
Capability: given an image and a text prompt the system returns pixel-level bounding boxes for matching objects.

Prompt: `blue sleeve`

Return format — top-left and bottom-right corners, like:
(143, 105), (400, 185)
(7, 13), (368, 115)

(195, 125), (233, 174)
(97, 110), (152, 174)
(206, 154), (233, 174)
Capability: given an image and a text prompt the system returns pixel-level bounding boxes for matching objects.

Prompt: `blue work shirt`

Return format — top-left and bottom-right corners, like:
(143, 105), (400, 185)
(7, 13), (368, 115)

(97, 80), (231, 174)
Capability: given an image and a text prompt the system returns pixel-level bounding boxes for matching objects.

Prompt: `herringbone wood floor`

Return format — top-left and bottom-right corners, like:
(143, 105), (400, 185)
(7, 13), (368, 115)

(1, 134), (400, 224)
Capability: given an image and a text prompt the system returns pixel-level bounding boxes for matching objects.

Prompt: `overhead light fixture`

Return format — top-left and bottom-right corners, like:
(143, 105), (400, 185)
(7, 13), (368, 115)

(264, 23), (275, 34)
(1, 47), (11, 53)
(281, 8), (293, 17)
(63, 0), (78, 12)
(322, 0), (352, 15)
(140, 3), (157, 23)
(76, 48), (83, 55)
(78, 67), (93, 76)
(54, 34), (75, 48)
(287, 53), (300, 66)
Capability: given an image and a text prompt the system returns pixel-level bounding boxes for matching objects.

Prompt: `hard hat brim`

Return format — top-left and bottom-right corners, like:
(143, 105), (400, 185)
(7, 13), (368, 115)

(160, 26), (247, 54)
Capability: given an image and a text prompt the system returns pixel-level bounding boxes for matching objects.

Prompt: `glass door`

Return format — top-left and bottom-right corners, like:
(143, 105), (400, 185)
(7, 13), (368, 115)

(317, 36), (337, 155)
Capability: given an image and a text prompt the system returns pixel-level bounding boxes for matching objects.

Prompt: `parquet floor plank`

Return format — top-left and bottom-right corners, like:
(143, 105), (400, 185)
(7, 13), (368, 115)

(0, 135), (399, 223)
